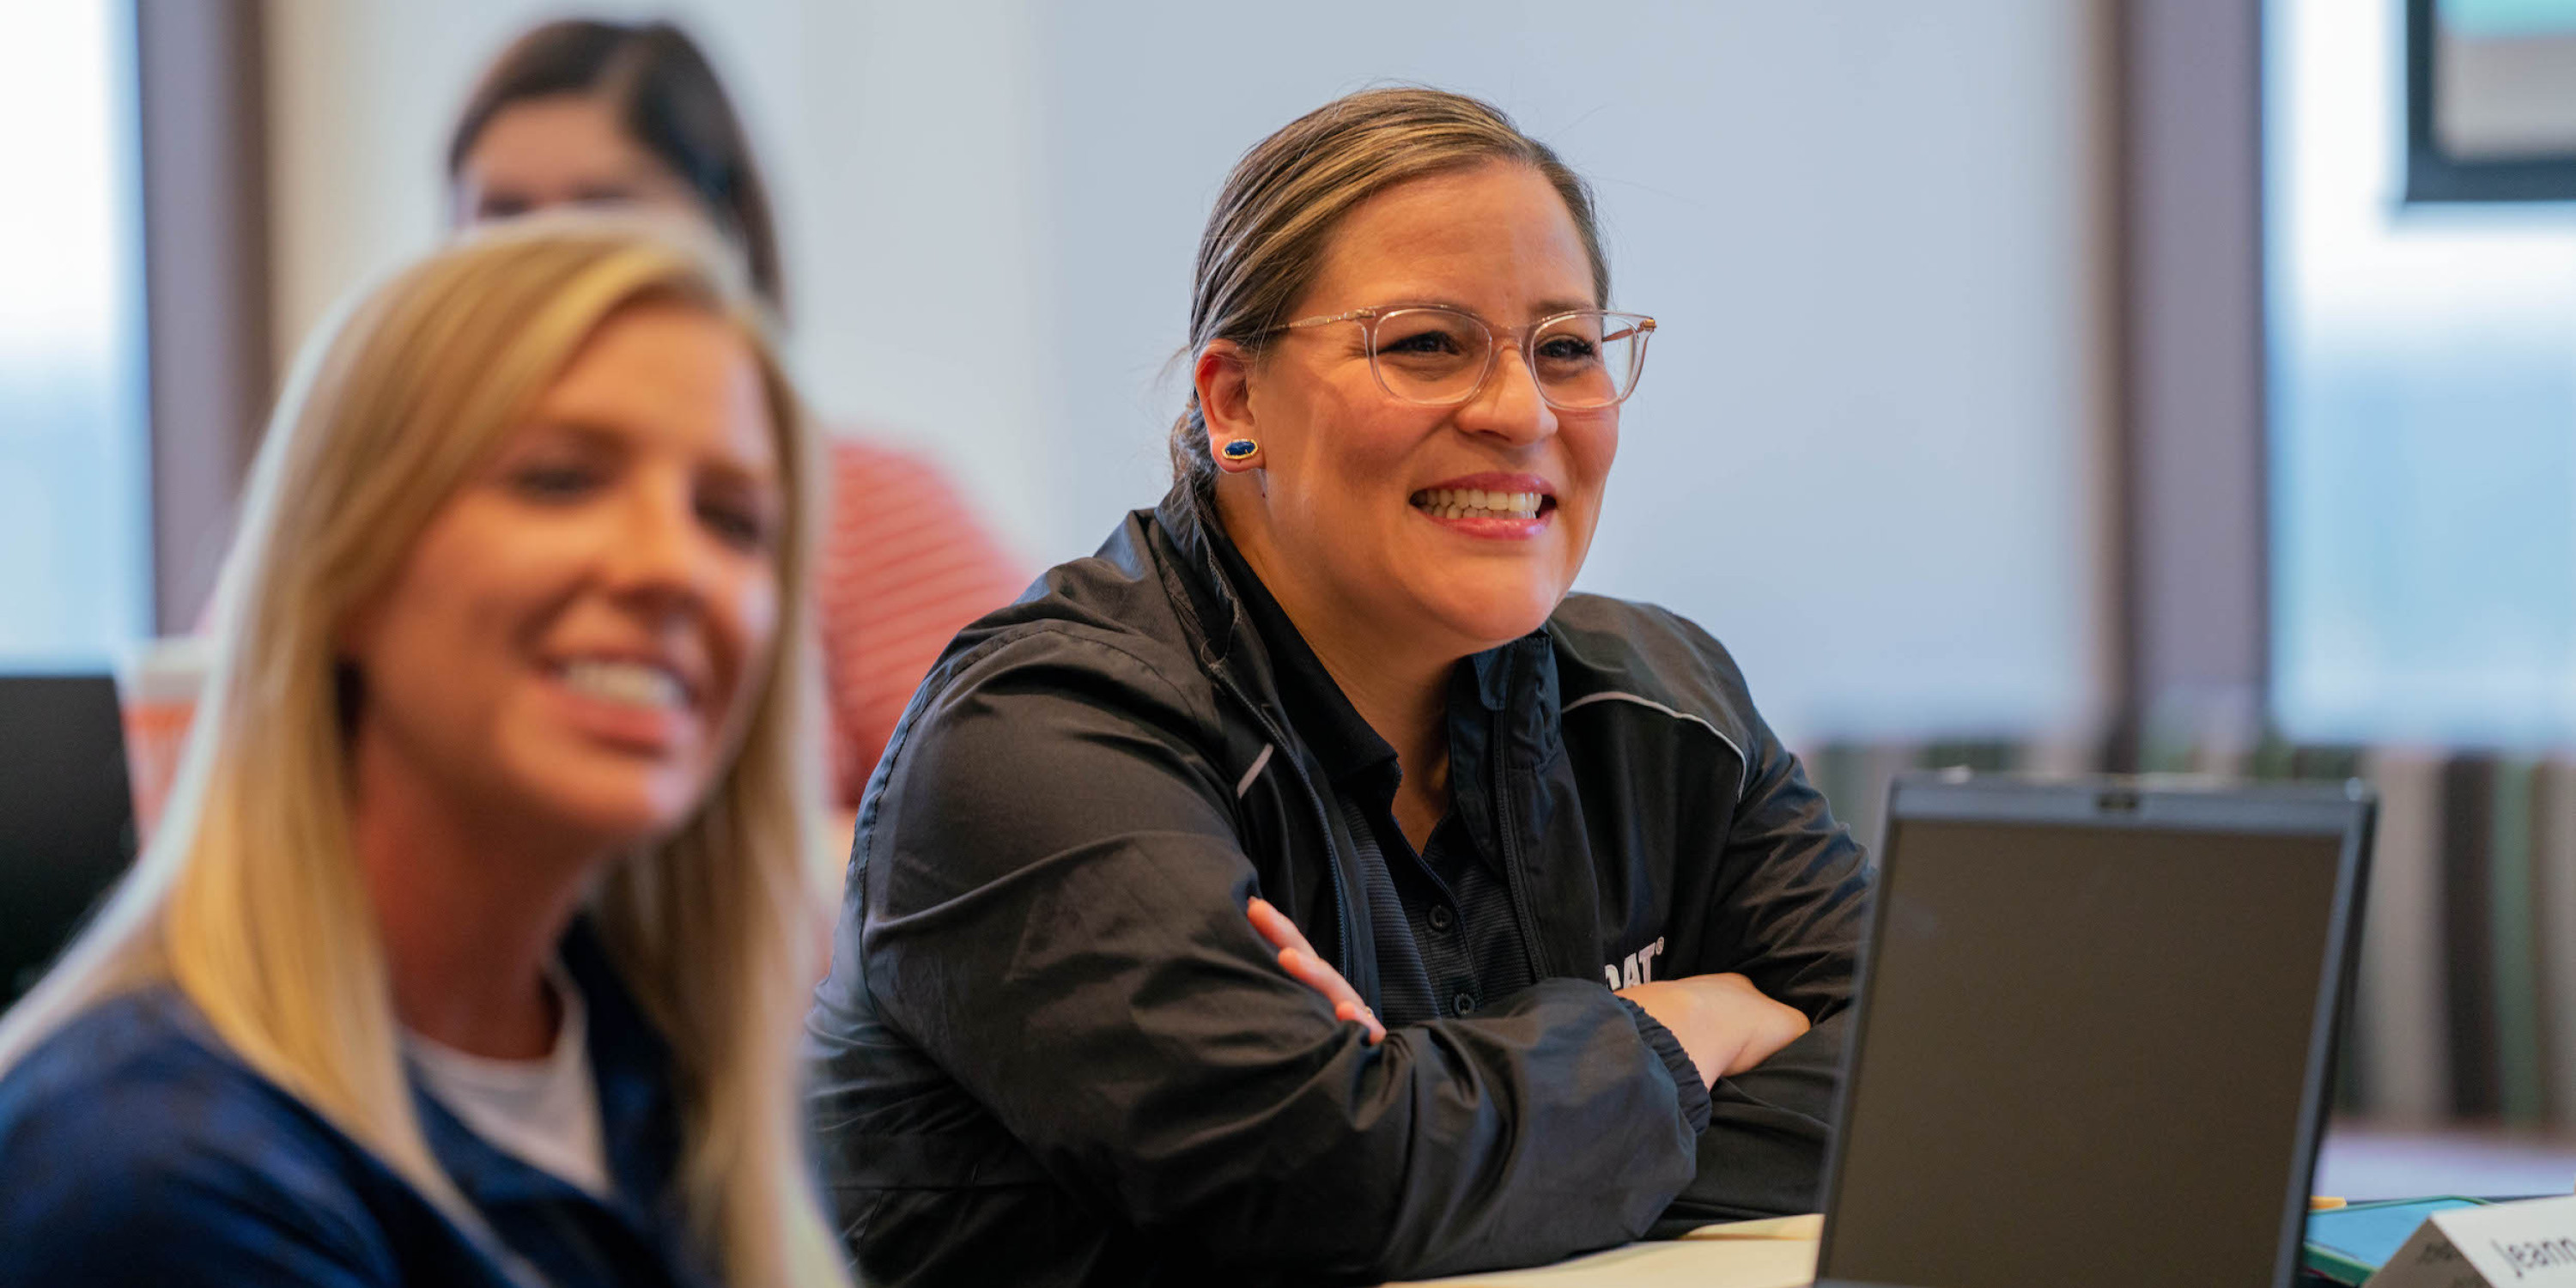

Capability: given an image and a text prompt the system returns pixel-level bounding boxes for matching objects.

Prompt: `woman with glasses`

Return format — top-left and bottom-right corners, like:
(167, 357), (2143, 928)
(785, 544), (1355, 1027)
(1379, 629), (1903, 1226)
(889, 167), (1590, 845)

(805, 87), (1871, 1286)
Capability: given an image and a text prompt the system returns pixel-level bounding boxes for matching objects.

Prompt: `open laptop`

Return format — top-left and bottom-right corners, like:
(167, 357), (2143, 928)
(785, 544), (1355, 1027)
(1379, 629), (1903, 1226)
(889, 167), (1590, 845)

(1812, 774), (2375, 1288)
(0, 674), (138, 1002)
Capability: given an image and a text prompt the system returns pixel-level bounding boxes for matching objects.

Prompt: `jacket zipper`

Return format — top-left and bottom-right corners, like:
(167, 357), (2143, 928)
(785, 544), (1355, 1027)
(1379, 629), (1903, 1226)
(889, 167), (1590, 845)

(1491, 671), (1548, 981)
(1216, 673), (1359, 984)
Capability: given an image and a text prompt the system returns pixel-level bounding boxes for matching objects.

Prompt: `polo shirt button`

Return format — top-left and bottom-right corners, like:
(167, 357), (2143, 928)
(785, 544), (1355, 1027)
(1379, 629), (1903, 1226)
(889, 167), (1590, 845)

(1451, 991), (1477, 1017)
(1426, 904), (1455, 933)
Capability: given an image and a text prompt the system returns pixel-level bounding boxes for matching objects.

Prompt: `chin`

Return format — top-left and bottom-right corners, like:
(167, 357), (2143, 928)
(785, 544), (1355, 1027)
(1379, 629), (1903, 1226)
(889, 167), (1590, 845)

(1425, 588), (1564, 652)
(517, 762), (709, 850)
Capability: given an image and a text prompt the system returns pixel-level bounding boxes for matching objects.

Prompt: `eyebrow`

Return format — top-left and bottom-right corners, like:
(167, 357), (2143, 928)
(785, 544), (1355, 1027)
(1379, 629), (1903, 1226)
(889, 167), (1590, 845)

(701, 453), (782, 494)
(516, 418), (626, 450)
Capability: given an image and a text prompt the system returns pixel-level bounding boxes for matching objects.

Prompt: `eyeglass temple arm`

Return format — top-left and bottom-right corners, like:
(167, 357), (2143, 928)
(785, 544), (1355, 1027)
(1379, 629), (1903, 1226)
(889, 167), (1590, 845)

(1282, 308), (1377, 330)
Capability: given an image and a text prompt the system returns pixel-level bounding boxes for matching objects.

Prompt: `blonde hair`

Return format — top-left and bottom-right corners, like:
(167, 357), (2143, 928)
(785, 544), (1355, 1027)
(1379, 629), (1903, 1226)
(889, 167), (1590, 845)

(1170, 86), (1612, 485)
(0, 216), (849, 1288)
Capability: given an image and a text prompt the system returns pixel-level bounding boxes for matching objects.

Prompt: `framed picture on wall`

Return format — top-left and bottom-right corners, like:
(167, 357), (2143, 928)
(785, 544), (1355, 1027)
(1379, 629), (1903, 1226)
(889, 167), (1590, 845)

(2406, 0), (2576, 201)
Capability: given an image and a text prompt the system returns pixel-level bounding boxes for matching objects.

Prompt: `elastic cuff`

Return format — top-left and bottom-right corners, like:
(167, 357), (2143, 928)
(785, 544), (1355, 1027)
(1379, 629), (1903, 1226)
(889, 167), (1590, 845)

(1613, 996), (1712, 1133)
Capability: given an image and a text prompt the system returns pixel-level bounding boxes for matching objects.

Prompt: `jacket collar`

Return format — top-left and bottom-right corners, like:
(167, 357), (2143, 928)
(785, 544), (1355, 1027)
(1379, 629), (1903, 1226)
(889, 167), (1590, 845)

(1150, 479), (1249, 671)
(1200, 498), (1398, 786)
(1149, 477), (1566, 770)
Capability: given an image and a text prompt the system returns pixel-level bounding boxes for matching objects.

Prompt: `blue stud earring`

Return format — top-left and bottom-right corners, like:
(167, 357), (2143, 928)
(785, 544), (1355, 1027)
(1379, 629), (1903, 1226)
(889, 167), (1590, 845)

(1219, 438), (1260, 463)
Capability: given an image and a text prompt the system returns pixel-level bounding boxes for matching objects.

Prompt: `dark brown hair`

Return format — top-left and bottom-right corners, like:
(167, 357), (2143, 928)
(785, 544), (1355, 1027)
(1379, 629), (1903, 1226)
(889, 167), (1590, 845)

(447, 20), (786, 314)
(1171, 87), (1610, 486)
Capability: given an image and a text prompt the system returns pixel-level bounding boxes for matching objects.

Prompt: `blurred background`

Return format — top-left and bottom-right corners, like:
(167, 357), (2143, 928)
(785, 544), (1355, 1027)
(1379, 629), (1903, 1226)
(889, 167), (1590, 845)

(4, 0), (2573, 1192)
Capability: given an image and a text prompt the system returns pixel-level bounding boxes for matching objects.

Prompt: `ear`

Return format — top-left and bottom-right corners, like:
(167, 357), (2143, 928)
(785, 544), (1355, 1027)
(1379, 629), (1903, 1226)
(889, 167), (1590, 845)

(1193, 339), (1256, 461)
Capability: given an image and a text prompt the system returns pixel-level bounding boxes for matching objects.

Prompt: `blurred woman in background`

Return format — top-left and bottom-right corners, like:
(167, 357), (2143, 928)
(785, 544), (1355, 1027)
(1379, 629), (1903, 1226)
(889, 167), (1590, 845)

(448, 17), (1026, 810)
(0, 220), (848, 1288)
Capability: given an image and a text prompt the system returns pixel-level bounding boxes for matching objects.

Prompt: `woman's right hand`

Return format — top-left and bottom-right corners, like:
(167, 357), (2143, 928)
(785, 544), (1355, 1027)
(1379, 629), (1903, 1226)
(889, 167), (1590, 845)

(1248, 896), (1386, 1044)
(1615, 973), (1810, 1086)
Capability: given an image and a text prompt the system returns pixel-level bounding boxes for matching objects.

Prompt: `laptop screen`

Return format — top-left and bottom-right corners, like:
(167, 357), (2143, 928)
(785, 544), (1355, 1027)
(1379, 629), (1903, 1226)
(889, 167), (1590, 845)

(0, 674), (137, 1002)
(1818, 790), (2362, 1288)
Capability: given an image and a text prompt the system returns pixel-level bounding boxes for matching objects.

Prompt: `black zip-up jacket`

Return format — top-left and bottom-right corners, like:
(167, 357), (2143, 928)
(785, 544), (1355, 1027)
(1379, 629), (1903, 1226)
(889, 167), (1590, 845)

(805, 485), (1872, 1286)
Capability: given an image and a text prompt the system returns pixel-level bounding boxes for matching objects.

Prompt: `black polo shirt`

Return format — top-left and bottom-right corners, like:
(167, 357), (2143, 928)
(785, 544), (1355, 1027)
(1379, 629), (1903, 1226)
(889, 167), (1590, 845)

(1210, 533), (1537, 1027)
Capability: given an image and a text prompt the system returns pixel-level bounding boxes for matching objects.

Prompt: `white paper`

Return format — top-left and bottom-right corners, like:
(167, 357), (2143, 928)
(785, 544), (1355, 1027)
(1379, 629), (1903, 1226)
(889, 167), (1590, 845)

(2365, 1195), (2576, 1288)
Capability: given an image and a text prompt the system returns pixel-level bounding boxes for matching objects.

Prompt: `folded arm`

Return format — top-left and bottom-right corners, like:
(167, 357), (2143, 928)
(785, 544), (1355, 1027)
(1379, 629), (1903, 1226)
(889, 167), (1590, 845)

(856, 635), (1704, 1279)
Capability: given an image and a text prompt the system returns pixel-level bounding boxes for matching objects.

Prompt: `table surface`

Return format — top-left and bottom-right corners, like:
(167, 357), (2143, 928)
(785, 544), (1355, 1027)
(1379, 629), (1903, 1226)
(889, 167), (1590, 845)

(1384, 1124), (2576, 1286)
(1386, 1215), (1822, 1288)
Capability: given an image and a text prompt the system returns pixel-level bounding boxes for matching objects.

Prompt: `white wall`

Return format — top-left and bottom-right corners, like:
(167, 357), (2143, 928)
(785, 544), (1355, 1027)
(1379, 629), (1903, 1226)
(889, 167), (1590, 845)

(264, 0), (2108, 745)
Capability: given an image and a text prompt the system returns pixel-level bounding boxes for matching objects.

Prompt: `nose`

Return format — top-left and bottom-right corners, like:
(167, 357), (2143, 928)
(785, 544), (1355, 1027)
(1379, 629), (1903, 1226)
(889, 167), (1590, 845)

(601, 473), (716, 620)
(1453, 341), (1558, 447)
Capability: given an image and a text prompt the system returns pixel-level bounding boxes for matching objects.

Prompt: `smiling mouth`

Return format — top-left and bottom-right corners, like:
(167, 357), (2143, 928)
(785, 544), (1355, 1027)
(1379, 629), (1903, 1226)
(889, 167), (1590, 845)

(555, 658), (692, 710)
(1409, 487), (1550, 521)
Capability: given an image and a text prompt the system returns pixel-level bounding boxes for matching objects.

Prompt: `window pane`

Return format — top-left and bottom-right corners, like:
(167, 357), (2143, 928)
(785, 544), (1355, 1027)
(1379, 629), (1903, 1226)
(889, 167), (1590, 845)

(2269, 0), (2576, 744)
(0, 0), (149, 669)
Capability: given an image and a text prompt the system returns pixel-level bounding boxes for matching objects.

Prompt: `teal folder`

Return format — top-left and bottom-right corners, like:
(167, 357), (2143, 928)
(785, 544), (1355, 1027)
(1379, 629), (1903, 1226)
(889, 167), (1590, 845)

(2301, 1197), (2491, 1285)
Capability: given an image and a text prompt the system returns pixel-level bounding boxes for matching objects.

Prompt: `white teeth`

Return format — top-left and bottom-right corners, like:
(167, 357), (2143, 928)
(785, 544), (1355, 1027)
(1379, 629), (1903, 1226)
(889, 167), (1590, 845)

(1408, 488), (1546, 520)
(561, 659), (686, 708)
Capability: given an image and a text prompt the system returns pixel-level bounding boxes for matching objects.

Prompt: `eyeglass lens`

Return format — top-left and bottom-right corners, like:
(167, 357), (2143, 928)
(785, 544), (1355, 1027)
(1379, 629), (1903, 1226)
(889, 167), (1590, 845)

(1368, 307), (1645, 409)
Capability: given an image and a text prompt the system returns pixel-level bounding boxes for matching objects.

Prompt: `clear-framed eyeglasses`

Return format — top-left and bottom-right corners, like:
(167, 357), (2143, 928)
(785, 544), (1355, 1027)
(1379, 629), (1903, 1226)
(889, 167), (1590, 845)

(1278, 305), (1656, 410)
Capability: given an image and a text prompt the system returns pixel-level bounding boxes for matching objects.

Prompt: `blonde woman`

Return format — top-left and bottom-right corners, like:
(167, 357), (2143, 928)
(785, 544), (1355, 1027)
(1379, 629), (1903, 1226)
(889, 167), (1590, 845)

(0, 219), (849, 1288)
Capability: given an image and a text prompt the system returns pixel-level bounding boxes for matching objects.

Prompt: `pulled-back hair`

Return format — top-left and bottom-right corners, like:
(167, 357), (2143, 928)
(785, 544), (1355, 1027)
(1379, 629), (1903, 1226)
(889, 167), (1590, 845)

(1170, 86), (1611, 485)
(447, 19), (787, 314)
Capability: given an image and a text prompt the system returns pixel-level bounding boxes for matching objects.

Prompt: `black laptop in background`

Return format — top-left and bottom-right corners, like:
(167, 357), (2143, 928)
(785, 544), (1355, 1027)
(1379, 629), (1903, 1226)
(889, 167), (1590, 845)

(1814, 774), (2376, 1288)
(0, 674), (138, 1002)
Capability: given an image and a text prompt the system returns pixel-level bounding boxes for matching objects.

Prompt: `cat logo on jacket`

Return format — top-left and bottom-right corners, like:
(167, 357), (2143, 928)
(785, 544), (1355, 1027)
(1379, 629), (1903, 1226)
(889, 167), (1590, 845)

(1603, 936), (1666, 988)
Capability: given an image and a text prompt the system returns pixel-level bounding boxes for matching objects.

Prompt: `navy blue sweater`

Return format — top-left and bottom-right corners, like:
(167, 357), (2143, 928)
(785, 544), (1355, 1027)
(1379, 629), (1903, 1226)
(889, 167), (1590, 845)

(0, 924), (718, 1287)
